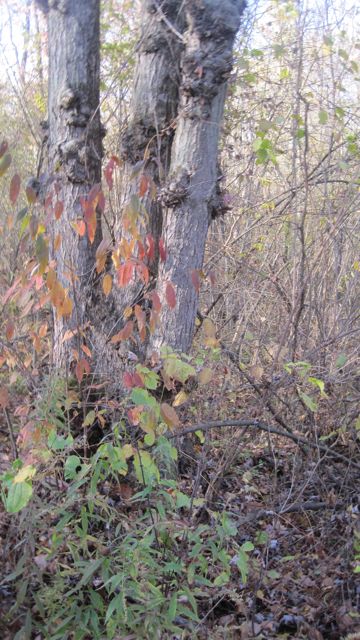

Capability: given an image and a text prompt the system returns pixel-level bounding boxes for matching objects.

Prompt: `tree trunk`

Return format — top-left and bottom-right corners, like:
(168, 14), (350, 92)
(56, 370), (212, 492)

(46, 0), (103, 369)
(150, 0), (246, 353)
(111, 0), (185, 325)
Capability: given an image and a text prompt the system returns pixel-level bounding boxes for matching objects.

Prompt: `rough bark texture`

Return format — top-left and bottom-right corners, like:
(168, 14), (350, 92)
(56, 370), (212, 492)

(47, 0), (103, 368)
(150, 0), (246, 353)
(111, 0), (185, 324)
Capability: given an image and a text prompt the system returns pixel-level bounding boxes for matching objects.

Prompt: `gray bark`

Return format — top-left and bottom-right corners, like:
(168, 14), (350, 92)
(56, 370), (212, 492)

(46, 0), (103, 368)
(111, 0), (185, 323)
(150, 0), (246, 353)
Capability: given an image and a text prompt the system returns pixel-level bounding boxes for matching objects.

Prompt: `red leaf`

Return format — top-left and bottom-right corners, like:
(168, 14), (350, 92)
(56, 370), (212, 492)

(146, 234), (155, 261)
(159, 237), (167, 262)
(121, 320), (134, 340)
(136, 262), (149, 285)
(191, 269), (201, 293)
(97, 190), (105, 212)
(165, 282), (176, 309)
(123, 371), (135, 389)
(139, 174), (149, 197)
(117, 260), (134, 287)
(147, 290), (161, 312)
(88, 183), (101, 202)
(137, 240), (145, 261)
(133, 372), (144, 387)
(0, 140), (9, 158)
(10, 174), (20, 205)
(104, 155), (120, 191)
(54, 200), (64, 220)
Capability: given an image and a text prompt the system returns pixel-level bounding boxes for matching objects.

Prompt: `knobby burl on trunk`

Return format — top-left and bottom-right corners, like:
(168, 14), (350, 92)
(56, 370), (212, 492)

(149, 0), (246, 354)
(40, 0), (246, 386)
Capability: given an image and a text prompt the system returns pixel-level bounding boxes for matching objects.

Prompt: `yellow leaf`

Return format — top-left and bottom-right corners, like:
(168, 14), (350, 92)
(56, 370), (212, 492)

(173, 390), (188, 406)
(203, 318), (216, 338)
(14, 465), (36, 484)
(102, 274), (112, 296)
(123, 306), (133, 319)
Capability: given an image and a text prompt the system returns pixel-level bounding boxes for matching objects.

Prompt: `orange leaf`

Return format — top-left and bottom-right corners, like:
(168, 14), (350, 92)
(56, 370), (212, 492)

(60, 296), (73, 318)
(86, 216), (97, 244)
(38, 323), (48, 338)
(10, 174), (20, 205)
(165, 282), (176, 309)
(81, 344), (92, 358)
(102, 273), (112, 296)
(75, 358), (90, 383)
(72, 220), (86, 236)
(160, 402), (180, 430)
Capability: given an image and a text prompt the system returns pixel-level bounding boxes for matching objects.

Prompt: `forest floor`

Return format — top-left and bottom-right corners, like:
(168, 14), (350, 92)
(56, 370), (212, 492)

(0, 364), (359, 640)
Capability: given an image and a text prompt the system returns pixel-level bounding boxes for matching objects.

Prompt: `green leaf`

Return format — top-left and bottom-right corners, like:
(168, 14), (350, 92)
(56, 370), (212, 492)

(318, 110), (328, 124)
(167, 593), (177, 622)
(48, 429), (74, 450)
(162, 355), (195, 384)
(136, 366), (159, 390)
(6, 481), (32, 513)
(214, 571), (230, 586)
(308, 377), (326, 396)
(335, 353), (347, 369)
(133, 451), (160, 485)
(236, 550), (250, 584)
(175, 491), (191, 509)
(64, 455), (82, 480)
(0, 153), (12, 177)
(241, 541), (255, 552)
(298, 391), (317, 412)
(83, 410), (96, 427)
(130, 387), (158, 409)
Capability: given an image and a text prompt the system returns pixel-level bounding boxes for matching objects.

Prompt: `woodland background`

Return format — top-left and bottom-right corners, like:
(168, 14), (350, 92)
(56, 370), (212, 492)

(0, 1), (359, 639)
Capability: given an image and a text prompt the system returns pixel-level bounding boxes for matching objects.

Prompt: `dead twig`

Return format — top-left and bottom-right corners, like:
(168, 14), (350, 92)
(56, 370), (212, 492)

(169, 418), (360, 471)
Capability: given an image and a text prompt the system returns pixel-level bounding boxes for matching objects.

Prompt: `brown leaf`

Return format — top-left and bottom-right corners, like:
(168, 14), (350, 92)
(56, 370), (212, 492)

(0, 386), (10, 409)
(10, 174), (20, 205)
(160, 402), (180, 430)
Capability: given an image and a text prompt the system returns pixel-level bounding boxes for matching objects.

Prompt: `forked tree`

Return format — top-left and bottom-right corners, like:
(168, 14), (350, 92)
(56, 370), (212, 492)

(38, 0), (246, 381)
